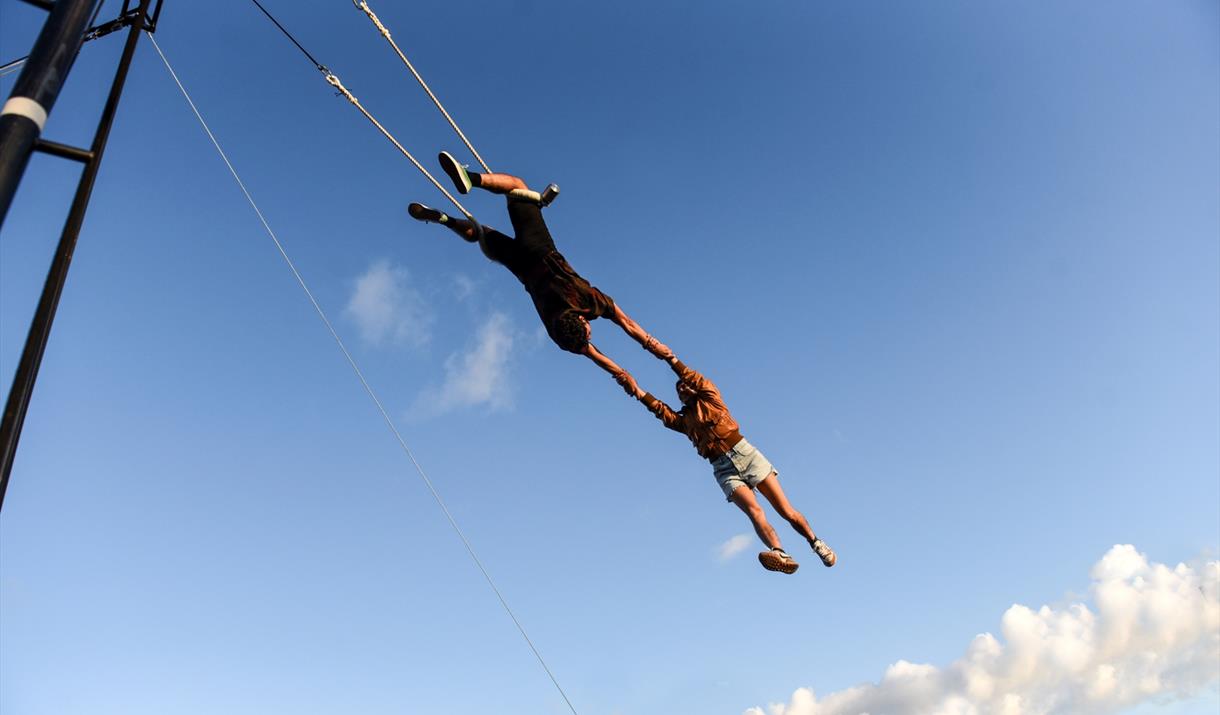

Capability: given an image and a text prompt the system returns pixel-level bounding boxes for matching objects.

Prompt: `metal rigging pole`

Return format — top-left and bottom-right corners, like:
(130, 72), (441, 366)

(0, 0), (101, 222)
(0, 0), (165, 511)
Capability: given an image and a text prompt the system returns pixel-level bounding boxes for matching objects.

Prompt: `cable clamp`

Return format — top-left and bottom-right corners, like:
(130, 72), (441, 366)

(325, 73), (357, 104)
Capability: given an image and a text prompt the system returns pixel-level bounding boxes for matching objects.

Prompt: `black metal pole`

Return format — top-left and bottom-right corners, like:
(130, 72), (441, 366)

(17, 0), (56, 12)
(0, 0), (156, 510)
(33, 138), (94, 163)
(0, 0), (102, 226)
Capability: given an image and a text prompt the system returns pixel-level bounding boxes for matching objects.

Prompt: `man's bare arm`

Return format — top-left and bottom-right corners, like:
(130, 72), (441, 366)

(584, 343), (647, 400)
(608, 304), (674, 361)
(584, 342), (627, 377)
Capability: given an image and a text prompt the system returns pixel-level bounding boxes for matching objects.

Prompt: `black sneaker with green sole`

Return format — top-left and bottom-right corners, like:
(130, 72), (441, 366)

(408, 202), (447, 223)
(438, 151), (473, 194)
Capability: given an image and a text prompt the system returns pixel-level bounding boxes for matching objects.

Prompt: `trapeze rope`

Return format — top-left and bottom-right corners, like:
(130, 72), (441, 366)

(351, 0), (491, 173)
(146, 33), (579, 715)
(247, 0), (478, 222)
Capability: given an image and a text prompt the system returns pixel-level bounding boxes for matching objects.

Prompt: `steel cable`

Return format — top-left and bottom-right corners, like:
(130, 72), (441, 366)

(147, 32), (579, 715)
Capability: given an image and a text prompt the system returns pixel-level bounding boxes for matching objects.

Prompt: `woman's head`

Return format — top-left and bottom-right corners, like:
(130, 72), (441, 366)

(675, 378), (697, 405)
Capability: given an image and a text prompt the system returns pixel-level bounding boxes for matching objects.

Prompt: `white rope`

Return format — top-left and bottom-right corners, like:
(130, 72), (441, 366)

(352, 0), (491, 173)
(323, 72), (475, 220)
(146, 33), (579, 715)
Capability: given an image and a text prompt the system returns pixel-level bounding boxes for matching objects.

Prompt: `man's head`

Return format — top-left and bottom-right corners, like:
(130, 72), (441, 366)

(554, 311), (592, 353)
(675, 377), (697, 406)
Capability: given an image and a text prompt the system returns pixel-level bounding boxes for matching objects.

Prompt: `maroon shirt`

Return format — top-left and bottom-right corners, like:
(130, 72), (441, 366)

(519, 251), (616, 352)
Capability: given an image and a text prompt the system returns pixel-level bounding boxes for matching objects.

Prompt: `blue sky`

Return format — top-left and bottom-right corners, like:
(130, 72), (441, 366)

(1, 1), (1217, 714)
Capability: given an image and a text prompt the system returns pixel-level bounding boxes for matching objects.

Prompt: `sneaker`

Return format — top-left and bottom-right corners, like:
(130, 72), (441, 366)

(811, 538), (836, 567)
(438, 151), (473, 194)
(539, 183), (560, 207)
(758, 548), (799, 574)
(408, 202), (447, 223)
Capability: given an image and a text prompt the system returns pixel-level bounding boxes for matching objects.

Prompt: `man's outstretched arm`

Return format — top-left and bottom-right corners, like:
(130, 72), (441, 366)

(584, 342), (625, 375)
(607, 303), (674, 361)
(603, 360), (685, 432)
(585, 343), (655, 407)
(587, 341), (683, 431)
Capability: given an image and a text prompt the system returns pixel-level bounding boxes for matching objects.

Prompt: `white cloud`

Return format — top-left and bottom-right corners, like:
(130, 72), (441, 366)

(718, 534), (755, 562)
(452, 273), (477, 301)
(747, 545), (1220, 715)
(412, 312), (515, 416)
(345, 260), (432, 348)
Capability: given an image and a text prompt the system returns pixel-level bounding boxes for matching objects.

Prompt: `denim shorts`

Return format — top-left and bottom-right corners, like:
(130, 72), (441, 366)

(710, 438), (776, 501)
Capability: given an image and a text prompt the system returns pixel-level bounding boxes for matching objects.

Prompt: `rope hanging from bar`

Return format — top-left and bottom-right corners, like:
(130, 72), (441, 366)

(247, 0), (478, 222)
(351, 0), (491, 174)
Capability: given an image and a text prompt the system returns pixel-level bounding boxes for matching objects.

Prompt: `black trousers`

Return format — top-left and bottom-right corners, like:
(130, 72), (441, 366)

(480, 199), (556, 277)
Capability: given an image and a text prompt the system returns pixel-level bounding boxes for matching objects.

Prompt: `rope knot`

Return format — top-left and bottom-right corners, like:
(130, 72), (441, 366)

(324, 73), (357, 105)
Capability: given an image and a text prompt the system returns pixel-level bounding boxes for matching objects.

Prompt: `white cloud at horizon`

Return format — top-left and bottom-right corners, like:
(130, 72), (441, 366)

(411, 311), (516, 416)
(344, 260), (433, 348)
(718, 534), (755, 562)
(746, 545), (1220, 715)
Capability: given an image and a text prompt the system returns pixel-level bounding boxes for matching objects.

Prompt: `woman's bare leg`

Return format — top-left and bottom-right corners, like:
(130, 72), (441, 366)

(730, 485), (782, 550)
(756, 472), (818, 543)
(757, 473), (836, 566)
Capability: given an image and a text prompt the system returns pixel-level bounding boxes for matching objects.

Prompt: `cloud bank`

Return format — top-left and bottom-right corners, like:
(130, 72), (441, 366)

(719, 534), (755, 561)
(412, 312), (516, 416)
(345, 260), (432, 348)
(748, 545), (1220, 715)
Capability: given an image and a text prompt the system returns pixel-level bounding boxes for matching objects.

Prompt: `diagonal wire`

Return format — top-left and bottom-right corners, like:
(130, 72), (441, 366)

(352, 0), (490, 173)
(248, 0), (328, 72)
(0, 59), (25, 79)
(87, 0), (107, 33)
(145, 32), (579, 715)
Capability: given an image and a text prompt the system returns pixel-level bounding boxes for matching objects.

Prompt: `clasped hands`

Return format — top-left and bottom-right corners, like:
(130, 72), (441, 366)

(614, 333), (675, 398)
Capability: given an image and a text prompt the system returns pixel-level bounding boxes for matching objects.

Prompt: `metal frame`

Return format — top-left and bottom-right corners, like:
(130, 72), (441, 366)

(0, 2), (161, 76)
(0, 0), (165, 511)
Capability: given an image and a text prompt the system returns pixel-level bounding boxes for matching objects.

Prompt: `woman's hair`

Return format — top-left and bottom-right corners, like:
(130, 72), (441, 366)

(554, 312), (590, 353)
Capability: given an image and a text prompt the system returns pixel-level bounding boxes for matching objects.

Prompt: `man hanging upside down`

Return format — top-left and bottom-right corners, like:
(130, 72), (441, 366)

(617, 359), (837, 574)
(408, 151), (672, 377)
